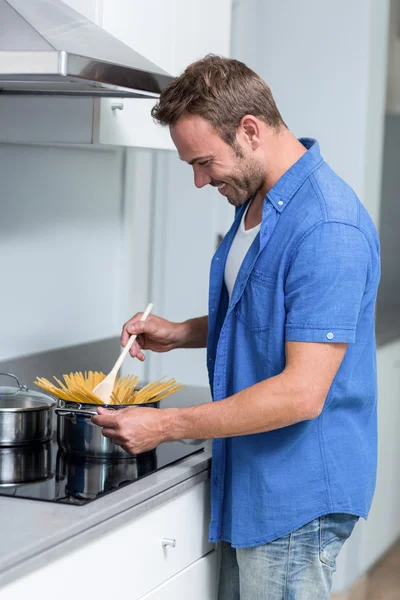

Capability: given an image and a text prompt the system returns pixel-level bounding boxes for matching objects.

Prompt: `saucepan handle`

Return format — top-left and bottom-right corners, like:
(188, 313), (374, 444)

(55, 408), (98, 417)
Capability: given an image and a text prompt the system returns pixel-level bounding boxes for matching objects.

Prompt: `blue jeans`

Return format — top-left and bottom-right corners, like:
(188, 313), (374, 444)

(218, 514), (358, 600)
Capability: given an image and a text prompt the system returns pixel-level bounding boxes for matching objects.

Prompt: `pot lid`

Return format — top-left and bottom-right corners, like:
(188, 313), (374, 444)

(0, 373), (56, 411)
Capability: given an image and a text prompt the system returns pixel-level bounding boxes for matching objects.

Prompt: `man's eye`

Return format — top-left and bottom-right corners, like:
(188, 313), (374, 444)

(199, 160), (210, 167)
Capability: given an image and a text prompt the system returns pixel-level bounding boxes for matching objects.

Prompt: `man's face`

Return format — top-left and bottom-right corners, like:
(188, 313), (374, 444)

(170, 115), (265, 207)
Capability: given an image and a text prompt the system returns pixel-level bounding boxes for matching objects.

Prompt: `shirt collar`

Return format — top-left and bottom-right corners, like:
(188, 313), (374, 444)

(267, 138), (323, 213)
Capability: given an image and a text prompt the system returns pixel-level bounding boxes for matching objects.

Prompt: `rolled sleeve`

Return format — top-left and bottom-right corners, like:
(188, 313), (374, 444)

(284, 222), (371, 344)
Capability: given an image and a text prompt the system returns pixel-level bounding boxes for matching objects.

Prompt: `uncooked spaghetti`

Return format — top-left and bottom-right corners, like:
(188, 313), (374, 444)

(34, 372), (183, 405)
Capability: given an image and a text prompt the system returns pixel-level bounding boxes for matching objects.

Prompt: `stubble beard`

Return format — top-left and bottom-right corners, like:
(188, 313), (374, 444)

(225, 158), (266, 208)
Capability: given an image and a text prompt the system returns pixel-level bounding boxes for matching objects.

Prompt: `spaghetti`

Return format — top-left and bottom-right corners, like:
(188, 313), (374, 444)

(34, 372), (183, 405)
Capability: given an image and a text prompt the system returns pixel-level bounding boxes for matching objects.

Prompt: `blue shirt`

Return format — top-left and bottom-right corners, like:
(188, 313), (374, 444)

(207, 138), (380, 548)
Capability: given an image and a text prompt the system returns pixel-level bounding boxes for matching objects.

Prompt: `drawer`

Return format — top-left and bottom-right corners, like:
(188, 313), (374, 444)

(140, 551), (218, 600)
(1, 481), (213, 600)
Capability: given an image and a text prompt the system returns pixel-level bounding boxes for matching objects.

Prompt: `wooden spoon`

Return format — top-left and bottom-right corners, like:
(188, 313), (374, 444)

(92, 303), (153, 403)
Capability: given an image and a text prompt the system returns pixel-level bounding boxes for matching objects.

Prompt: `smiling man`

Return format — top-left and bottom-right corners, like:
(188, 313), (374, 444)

(92, 56), (380, 599)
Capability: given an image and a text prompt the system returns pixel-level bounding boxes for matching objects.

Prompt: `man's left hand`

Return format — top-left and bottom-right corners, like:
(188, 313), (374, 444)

(91, 406), (167, 454)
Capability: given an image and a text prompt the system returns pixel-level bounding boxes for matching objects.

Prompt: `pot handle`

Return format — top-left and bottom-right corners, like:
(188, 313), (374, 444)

(55, 408), (98, 417)
(0, 372), (28, 397)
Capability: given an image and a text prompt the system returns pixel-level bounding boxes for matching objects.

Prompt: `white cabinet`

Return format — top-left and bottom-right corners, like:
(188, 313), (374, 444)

(140, 551), (218, 600)
(0, 0), (232, 149)
(1, 481), (215, 600)
(100, 0), (232, 77)
(94, 0), (232, 149)
(357, 340), (400, 572)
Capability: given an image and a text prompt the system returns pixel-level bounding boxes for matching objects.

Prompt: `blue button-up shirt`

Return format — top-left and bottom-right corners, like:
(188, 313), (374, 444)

(207, 138), (380, 548)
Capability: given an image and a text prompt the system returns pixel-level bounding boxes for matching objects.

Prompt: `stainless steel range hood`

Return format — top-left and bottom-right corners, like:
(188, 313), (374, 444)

(0, 0), (174, 97)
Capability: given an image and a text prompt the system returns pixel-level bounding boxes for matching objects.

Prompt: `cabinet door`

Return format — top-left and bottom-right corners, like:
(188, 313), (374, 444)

(1, 482), (213, 600)
(96, 0), (232, 149)
(139, 551), (218, 600)
(101, 0), (232, 77)
(358, 341), (400, 571)
(173, 0), (232, 75)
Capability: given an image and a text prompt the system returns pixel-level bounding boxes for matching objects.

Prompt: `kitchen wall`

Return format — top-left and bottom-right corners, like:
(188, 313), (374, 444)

(0, 143), (124, 363)
(231, 0), (388, 230)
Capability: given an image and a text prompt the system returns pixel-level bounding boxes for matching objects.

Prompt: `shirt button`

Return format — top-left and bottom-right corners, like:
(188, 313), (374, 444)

(211, 308), (215, 312)
(278, 200), (284, 206)
(326, 332), (334, 340)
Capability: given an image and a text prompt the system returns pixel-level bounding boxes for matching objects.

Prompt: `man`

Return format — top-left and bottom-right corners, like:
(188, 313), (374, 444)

(93, 56), (380, 599)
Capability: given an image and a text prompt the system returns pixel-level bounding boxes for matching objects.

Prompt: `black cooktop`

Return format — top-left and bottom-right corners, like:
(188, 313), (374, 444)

(0, 436), (204, 505)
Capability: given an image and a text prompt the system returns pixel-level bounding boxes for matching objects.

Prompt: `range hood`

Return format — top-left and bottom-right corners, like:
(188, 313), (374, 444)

(0, 0), (174, 97)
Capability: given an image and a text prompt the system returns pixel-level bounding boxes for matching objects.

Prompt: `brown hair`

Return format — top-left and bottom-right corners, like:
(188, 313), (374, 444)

(151, 55), (286, 147)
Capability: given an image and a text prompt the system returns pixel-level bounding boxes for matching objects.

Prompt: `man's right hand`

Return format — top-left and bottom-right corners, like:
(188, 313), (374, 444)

(121, 313), (187, 361)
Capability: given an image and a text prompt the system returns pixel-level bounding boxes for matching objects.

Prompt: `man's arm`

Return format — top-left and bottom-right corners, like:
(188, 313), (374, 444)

(180, 316), (208, 348)
(93, 341), (348, 454)
(165, 340), (347, 439)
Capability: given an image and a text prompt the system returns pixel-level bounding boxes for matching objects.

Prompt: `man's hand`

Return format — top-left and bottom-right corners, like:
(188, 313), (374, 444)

(121, 313), (187, 361)
(92, 406), (168, 454)
(121, 314), (208, 360)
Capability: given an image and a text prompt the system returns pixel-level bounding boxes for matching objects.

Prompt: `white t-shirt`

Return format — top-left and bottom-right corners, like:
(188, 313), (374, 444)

(224, 203), (261, 300)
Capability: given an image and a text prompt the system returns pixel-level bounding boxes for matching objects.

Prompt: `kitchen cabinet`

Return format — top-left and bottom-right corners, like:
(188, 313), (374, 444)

(0, 0), (232, 149)
(139, 551), (218, 600)
(0, 481), (216, 599)
(357, 340), (400, 572)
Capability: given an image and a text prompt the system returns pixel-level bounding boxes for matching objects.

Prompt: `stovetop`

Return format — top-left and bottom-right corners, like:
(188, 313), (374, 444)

(0, 436), (204, 505)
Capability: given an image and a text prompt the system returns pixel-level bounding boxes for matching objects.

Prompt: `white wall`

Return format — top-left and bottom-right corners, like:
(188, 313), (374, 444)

(145, 150), (234, 387)
(231, 0), (389, 229)
(0, 143), (124, 361)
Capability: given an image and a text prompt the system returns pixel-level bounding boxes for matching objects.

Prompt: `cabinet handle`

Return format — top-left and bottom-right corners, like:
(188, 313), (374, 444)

(111, 102), (124, 111)
(161, 538), (176, 548)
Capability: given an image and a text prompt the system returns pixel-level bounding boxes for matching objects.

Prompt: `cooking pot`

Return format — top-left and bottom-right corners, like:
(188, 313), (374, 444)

(55, 399), (159, 459)
(0, 441), (53, 486)
(56, 449), (157, 501)
(0, 373), (57, 446)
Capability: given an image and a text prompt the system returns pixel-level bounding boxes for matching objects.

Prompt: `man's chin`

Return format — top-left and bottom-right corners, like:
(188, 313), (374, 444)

(227, 196), (247, 208)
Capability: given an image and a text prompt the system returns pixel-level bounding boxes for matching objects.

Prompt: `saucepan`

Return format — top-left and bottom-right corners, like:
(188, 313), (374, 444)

(55, 399), (159, 459)
(0, 373), (56, 446)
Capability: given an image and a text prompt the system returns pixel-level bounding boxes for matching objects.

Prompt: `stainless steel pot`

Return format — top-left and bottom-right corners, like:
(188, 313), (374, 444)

(0, 373), (57, 446)
(55, 399), (160, 459)
(0, 441), (53, 486)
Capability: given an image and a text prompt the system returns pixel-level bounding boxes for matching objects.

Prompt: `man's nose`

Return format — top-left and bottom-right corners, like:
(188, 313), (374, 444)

(193, 167), (212, 189)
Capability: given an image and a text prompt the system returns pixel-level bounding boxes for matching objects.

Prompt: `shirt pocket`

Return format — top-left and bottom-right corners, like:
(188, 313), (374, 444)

(235, 271), (277, 331)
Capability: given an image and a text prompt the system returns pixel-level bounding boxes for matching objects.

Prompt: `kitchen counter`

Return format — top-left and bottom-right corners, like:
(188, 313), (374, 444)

(0, 386), (212, 589)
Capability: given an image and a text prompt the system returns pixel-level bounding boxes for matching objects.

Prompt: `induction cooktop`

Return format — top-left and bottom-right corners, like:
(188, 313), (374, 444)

(0, 436), (204, 505)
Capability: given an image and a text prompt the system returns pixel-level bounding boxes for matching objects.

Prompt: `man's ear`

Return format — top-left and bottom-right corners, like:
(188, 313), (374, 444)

(237, 115), (261, 150)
